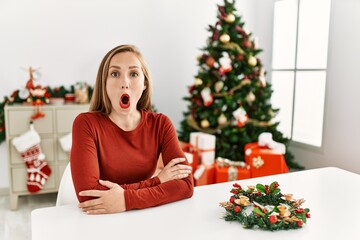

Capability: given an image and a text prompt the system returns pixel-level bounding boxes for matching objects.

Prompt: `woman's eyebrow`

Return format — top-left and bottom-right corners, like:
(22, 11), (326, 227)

(109, 65), (121, 69)
(129, 66), (140, 69)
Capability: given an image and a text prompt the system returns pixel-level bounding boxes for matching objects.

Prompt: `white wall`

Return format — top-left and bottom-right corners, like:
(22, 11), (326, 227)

(0, 0), (263, 189)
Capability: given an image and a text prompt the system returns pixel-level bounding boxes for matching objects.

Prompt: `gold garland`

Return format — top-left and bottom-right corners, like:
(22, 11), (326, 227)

(221, 42), (245, 55)
(213, 80), (251, 97)
(187, 115), (274, 133)
(187, 115), (229, 134)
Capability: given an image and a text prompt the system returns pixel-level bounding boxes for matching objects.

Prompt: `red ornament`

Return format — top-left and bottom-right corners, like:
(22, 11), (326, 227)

(230, 197), (235, 203)
(231, 189), (239, 194)
(237, 54), (244, 61)
(206, 56), (215, 68)
(295, 208), (305, 214)
(269, 215), (278, 224)
(234, 206), (241, 213)
(243, 40), (252, 48)
(296, 220), (303, 227)
(235, 25), (243, 33)
(232, 183), (241, 189)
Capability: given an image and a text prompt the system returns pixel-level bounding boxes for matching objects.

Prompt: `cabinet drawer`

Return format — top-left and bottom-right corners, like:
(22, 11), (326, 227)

(11, 164), (56, 192)
(9, 138), (55, 164)
(7, 109), (53, 136)
(55, 108), (87, 133)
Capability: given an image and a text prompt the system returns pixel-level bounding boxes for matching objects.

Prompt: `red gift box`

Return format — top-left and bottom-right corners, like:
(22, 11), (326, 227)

(193, 164), (216, 186)
(244, 142), (289, 178)
(215, 158), (251, 183)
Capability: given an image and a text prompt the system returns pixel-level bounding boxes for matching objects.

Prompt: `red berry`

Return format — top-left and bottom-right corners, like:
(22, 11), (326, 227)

(269, 215), (278, 224)
(297, 220), (303, 227)
(234, 206), (241, 213)
(231, 189), (239, 194)
(295, 208), (304, 214)
(306, 213), (311, 218)
(230, 197), (235, 203)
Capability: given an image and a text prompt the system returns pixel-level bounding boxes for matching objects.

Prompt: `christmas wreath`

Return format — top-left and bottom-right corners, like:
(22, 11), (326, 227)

(219, 181), (310, 231)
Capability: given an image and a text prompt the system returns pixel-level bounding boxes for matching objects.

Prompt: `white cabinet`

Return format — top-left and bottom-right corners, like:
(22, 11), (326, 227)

(5, 104), (89, 210)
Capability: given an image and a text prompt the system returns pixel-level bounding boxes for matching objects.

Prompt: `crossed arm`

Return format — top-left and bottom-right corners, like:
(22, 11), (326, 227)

(78, 157), (192, 215)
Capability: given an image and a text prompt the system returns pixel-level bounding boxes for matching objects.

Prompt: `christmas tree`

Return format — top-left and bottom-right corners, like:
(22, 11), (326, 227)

(178, 0), (303, 169)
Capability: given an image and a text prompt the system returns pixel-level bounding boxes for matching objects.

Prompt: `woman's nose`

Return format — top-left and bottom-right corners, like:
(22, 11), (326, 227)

(120, 78), (129, 89)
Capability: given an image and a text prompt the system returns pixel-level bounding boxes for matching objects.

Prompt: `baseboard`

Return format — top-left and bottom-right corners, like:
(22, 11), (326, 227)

(0, 187), (9, 196)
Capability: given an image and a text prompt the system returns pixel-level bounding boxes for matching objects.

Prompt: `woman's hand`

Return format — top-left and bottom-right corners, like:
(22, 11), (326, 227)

(157, 158), (192, 183)
(78, 180), (126, 215)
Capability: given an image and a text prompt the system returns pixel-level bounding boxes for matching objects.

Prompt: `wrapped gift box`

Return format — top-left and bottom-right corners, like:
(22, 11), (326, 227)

(244, 142), (289, 178)
(215, 158), (251, 183)
(193, 164), (216, 186)
(190, 132), (216, 166)
(179, 141), (199, 173)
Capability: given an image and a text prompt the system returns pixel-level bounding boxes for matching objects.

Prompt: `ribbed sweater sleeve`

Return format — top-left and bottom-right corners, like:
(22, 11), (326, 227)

(123, 115), (194, 210)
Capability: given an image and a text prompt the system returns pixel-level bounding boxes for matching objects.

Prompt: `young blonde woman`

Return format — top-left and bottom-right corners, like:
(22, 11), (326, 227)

(71, 44), (193, 214)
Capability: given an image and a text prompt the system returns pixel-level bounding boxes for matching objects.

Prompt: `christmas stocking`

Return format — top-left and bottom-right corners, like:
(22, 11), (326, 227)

(12, 123), (52, 193)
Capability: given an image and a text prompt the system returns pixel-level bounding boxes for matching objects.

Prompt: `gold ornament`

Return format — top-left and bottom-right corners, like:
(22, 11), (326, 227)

(248, 56), (257, 66)
(201, 119), (210, 128)
(235, 196), (251, 206)
(220, 33), (230, 43)
(225, 14), (235, 23)
(242, 78), (251, 85)
(217, 113), (227, 125)
(215, 81), (224, 93)
(246, 91), (256, 103)
(194, 78), (203, 86)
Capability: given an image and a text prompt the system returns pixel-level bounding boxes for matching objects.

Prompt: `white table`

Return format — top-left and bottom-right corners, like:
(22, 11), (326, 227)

(32, 167), (360, 240)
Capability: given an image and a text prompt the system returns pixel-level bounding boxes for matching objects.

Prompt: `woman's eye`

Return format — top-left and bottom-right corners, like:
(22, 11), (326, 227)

(130, 72), (139, 77)
(111, 71), (120, 77)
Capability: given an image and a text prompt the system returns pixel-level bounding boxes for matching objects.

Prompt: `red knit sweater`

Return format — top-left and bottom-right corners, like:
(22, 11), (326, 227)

(70, 110), (194, 210)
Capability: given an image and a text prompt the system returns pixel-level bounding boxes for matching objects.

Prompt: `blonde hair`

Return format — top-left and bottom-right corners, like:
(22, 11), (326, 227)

(89, 44), (153, 113)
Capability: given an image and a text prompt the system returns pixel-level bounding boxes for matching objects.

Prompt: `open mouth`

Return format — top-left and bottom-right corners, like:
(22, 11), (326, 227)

(119, 94), (130, 109)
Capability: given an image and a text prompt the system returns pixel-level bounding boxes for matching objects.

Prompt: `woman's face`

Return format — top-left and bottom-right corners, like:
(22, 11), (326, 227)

(106, 52), (146, 114)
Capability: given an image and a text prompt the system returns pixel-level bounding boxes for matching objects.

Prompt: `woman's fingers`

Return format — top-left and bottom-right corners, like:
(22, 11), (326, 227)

(167, 157), (186, 167)
(171, 164), (192, 172)
(79, 189), (103, 197)
(78, 198), (102, 209)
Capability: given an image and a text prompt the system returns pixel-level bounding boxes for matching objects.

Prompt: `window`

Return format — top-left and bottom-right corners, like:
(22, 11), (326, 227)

(271, 0), (331, 147)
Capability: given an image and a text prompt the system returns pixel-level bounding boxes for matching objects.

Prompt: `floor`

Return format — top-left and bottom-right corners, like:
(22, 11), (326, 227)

(0, 193), (57, 240)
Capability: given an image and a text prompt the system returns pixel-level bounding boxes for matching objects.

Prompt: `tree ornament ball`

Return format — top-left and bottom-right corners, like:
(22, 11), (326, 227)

(206, 56), (216, 68)
(243, 40), (252, 48)
(225, 14), (235, 23)
(215, 81), (224, 93)
(201, 119), (210, 128)
(237, 54), (244, 61)
(248, 56), (257, 66)
(218, 114), (227, 125)
(220, 33), (230, 43)
(194, 78), (203, 86)
(246, 91), (256, 103)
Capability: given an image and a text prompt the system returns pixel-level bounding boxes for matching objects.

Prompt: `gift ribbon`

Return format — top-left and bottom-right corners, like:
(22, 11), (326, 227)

(216, 157), (246, 168)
